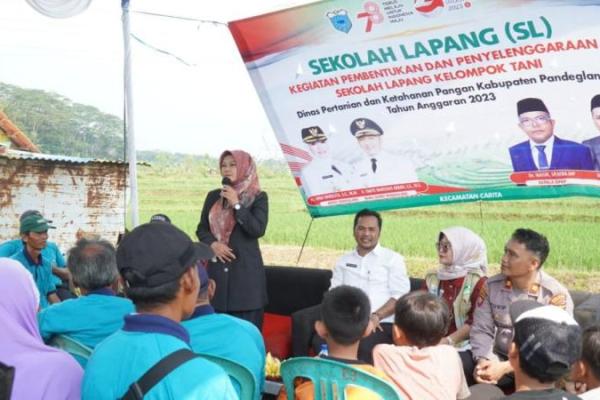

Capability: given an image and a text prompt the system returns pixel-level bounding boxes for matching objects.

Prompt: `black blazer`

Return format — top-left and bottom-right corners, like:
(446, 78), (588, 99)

(196, 189), (269, 312)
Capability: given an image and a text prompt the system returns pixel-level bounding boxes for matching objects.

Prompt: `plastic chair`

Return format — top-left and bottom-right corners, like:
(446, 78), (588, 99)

(197, 353), (258, 400)
(48, 334), (93, 364)
(280, 357), (403, 400)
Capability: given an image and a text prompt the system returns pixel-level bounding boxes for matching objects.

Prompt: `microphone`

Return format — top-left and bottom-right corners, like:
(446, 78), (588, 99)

(221, 177), (232, 207)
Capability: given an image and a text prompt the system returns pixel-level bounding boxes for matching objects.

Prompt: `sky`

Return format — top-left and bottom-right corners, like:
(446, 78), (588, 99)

(0, 0), (314, 159)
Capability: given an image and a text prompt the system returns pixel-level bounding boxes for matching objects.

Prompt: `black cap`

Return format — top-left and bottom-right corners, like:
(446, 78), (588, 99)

(591, 94), (600, 111)
(517, 98), (549, 115)
(510, 300), (582, 381)
(117, 223), (214, 288)
(301, 126), (327, 144)
(350, 118), (383, 137)
(150, 213), (171, 224)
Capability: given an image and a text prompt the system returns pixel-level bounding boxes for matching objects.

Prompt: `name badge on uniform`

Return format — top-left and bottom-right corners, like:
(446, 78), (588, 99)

(345, 263), (358, 268)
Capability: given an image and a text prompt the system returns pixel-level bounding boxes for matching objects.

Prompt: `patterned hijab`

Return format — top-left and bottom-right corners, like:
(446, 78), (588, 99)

(0, 258), (83, 399)
(437, 227), (488, 280)
(209, 150), (261, 244)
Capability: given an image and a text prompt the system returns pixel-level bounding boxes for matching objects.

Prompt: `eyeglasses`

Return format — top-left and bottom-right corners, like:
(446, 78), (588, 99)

(435, 241), (451, 252)
(519, 115), (551, 127)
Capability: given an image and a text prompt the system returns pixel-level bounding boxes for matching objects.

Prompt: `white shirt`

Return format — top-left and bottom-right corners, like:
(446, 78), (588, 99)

(300, 157), (354, 197)
(580, 387), (600, 399)
(330, 244), (410, 323)
(529, 135), (555, 169)
(353, 151), (418, 188)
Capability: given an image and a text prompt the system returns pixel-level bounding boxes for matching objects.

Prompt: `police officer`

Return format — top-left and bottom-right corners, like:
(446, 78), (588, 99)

(350, 118), (418, 188)
(299, 126), (353, 197)
(468, 228), (573, 389)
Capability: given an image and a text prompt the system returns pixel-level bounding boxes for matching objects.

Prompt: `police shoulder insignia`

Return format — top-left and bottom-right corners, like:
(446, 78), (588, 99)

(549, 294), (567, 309)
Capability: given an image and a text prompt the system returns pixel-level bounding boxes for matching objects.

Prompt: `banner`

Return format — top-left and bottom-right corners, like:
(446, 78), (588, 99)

(229, 0), (600, 217)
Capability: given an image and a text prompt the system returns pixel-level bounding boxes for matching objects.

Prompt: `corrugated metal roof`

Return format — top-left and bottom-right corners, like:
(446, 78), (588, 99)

(0, 148), (129, 165)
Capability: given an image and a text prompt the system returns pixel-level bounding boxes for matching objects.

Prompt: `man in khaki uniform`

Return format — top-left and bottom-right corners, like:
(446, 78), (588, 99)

(468, 228), (573, 389)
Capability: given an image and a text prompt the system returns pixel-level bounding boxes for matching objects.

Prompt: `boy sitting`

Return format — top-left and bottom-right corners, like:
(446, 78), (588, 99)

(279, 285), (388, 400)
(373, 291), (470, 400)
(571, 325), (600, 399)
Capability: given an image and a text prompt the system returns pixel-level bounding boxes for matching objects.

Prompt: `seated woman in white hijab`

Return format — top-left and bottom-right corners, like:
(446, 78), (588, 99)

(0, 258), (83, 400)
(423, 226), (488, 348)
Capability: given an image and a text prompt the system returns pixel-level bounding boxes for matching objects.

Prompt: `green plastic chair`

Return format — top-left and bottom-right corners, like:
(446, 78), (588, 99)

(280, 357), (403, 400)
(48, 334), (93, 363)
(197, 353), (258, 400)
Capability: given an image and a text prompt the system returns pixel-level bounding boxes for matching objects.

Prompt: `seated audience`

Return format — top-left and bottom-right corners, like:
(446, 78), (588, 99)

(37, 238), (135, 365)
(502, 300), (582, 399)
(182, 265), (266, 394)
(292, 209), (410, 362)
(82, 222), (237, 400)
(470, 228), (573, 389)
(424, 226), (487, 347)
(10, 213), (61, 308)
(373, 291), (470, 400)
(570, 325), (600, 399)
(0, 210), (73, 300)
(279, 285), (389, 400)
(0, 258), (83, 399)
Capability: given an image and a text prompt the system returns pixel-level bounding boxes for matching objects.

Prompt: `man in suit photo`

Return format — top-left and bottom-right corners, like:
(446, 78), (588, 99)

(583, 94), (600, 171)
(509, 98), (594, 172)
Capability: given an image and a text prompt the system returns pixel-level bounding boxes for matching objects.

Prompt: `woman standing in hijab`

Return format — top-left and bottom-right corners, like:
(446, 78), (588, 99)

(196, 150), (268, 329)
(423, 227), (488, 347)
(0, 258), (83, 400)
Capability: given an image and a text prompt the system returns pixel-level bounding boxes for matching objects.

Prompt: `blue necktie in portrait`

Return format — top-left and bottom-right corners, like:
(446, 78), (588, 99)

(535, 145), (549, 169)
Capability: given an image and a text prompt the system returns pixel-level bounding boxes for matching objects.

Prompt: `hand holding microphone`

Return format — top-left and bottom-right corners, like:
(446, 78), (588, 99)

(220, 177), (240, 208)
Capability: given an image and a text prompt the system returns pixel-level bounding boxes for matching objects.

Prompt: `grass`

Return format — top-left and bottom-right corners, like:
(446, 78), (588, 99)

(137, 163), (600, 290)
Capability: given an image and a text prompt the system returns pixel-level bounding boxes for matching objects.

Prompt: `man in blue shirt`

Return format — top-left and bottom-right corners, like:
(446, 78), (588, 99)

(82, 222), (237, 400)
(183, 265), (266, 395)
(10, 214), (60, 309)
(38, 238), (135, 366)
(0, 210), (72, 298)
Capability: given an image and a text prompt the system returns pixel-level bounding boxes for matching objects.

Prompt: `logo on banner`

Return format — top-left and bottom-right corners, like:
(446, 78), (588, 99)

(414, 0), (445, 16)
(326, 9), (352, 33)
(357, 2), (384, 33)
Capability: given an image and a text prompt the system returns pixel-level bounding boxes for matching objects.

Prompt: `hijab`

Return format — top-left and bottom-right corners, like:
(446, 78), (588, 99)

(209, 150), (261, 244)
(437, 227), (488, 281)
(0, 258), (83, 400)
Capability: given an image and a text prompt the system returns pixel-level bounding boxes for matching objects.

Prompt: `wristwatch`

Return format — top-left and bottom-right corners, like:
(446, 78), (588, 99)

(233, 203), (241, 211)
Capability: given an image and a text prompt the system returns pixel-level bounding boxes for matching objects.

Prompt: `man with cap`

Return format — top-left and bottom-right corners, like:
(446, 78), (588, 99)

(299, 125), (354, 196)
(501, 300), (582, 399)
(509, 98), (594, 172)
(350, 117), (418, 187)
(82, 223), (237, 400)
(469, 228), (573, 389)
(182, 265), (266, 397)
(10, 213), (61, 308)
(583, 94), (600, 170)
(0, 210), (72, 299)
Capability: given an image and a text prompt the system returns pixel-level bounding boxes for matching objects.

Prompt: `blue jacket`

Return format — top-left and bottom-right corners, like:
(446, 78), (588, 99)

(82, 314), (237, 400)
(583, 135), (600, 170)
(509, 136), (594, 172)
(38, 289), (134, 366)
(183, 304), (266, 393)
(11, 249), (56, 309)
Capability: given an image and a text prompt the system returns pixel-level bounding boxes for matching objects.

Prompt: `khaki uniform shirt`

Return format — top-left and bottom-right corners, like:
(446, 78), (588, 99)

(470, 271), (573, 361)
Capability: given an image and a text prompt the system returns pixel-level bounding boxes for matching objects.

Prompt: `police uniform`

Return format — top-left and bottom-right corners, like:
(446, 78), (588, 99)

(350, 118), (419, 187)
(470, 271), (573, 362)
(299, 126), (354, 196)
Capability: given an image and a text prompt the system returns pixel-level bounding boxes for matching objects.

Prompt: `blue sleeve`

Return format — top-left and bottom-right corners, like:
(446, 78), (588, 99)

(0, 240), (21, 257)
